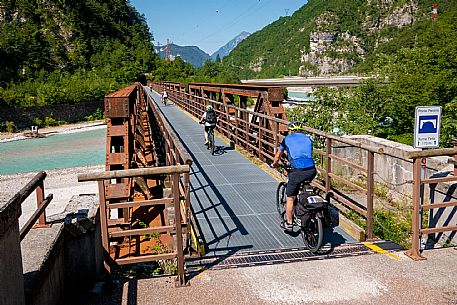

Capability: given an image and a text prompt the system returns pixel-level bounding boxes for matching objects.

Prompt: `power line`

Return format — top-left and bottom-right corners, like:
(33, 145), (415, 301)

(194, 0), (273, 44)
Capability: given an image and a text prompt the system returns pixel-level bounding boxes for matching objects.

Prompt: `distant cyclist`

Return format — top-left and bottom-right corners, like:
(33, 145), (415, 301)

(162, 90), (168, 105)
(272, 121), (317, 233)
(199, 105), (217, 145)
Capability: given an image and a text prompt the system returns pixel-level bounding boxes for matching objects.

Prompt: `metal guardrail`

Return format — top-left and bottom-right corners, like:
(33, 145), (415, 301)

(155, 83), (457, 259)
(79, 165), (190, 285)
(143, 84), (203, 257)
(78, 83), (196, 286)
(156, 83), (387, 241)
(405, 146), (457, 260)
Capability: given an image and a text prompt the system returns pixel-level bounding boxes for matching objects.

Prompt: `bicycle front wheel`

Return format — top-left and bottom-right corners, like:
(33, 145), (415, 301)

(302, 214), (323, 253)
(276, 182), (287, 227)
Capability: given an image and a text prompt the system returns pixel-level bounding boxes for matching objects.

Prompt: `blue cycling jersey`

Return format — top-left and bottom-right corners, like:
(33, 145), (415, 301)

(279, 133), (315, 169)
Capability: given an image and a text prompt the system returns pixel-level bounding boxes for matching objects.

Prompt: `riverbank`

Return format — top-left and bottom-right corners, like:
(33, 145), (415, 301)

(0, 120), (106, 143)
(0, 120), (107, 220)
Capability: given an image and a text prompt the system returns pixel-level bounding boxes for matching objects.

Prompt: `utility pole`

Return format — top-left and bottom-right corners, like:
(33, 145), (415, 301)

(166, 39), (171, 61)
(284, 8), (289, 16)
(432, 2), (437, 21)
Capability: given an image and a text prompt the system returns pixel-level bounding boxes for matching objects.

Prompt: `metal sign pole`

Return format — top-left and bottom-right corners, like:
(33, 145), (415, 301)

(419, 157), (426, 251)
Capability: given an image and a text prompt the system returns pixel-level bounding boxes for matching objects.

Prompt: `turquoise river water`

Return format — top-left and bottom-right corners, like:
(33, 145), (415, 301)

(0, 128), (106, 175)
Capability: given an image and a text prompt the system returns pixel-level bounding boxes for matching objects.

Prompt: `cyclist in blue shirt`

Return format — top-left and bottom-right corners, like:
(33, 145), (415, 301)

(272, 121), (317, 233)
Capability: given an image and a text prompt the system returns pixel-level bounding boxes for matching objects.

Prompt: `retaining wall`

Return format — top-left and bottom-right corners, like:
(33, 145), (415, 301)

(0, 101), (103, 130)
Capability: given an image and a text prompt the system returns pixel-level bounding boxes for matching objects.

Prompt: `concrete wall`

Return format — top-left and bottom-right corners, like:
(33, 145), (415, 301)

(21, 194), (103, 305)
(0, 194), (103, 305)
(22, 225), (66, 305)
(0, 199), (26, 305)
(63, 215), (104, 299)
(334, 135), (451, 200)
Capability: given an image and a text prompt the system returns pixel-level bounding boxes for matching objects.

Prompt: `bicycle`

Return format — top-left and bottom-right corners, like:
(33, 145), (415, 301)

(275, 165), (327, 253)
(207, 127), (215, 155)
(199, 122), (215, 155)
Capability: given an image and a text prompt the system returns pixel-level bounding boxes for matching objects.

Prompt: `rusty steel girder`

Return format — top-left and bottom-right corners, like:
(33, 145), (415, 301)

(187, 82), (288, 132)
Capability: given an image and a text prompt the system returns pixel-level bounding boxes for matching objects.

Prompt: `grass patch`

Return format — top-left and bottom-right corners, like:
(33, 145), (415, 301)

(343, 207), (414, 248)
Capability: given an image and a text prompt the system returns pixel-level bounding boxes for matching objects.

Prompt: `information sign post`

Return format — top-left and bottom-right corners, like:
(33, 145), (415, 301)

(413, 106), (442, 251)
(414, 106), (442, 149)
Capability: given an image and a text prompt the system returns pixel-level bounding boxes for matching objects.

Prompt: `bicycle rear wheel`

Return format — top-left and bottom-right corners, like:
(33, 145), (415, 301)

(210, 132), (215, 155)
(301, 214), (323, 253)
(276, 182), (287, 227)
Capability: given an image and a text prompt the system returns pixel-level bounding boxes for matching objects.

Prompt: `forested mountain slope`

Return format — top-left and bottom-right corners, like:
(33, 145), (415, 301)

(225, 0), (456, 79)
(0, 0), (156, 107)
(154, 44), (211, 67)
(253, 0), (456, 147)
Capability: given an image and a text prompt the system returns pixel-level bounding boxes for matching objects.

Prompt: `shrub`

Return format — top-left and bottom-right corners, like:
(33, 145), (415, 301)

(33, 117), (43, 127)
(43, 113), (64, 127)
(5, 121), (15, 133)
(84, 108), (104, 121)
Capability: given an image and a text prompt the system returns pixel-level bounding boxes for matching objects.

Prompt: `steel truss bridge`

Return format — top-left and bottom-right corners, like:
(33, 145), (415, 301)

(78, 82), (457, 286)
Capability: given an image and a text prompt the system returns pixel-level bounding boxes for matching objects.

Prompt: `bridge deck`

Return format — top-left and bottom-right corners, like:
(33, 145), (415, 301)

(148, 89), (356, 257)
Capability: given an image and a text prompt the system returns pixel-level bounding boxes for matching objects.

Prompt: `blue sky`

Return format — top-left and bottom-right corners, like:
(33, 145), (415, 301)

(130, 0), (306, 55)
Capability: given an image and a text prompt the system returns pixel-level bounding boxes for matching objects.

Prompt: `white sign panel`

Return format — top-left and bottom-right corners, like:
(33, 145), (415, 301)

(414, 106), (442, 148)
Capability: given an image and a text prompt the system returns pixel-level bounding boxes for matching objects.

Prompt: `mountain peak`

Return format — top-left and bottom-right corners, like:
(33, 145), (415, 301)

(211, 31), (251, 60)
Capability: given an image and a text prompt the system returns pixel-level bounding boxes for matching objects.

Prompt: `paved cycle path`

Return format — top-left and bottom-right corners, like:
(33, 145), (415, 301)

(148, 88), (356, 256)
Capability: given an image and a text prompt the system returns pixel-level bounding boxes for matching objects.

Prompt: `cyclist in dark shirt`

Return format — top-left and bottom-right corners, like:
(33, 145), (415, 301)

(272, 121), (317, 233)
(162, 90), (168, 105)
(199, 105), (217, 145)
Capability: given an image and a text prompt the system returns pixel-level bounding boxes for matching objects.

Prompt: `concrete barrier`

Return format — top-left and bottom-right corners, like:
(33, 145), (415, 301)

(1, 193), (103, 305)
(21, 194), (103, 305)
(0, 198), (26, 305)
(335, 135), (451, 201)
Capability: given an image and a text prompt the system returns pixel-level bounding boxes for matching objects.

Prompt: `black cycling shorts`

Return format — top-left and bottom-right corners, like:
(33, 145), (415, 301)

(286, 167), (317, 196)
(204, 125), (216, 132)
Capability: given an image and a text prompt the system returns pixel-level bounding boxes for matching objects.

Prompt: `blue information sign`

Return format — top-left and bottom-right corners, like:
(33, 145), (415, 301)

(414, 106), (442, 148)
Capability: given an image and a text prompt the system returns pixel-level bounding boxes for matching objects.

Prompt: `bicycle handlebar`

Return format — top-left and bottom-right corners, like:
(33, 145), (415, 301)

(270, 162), (291, 171)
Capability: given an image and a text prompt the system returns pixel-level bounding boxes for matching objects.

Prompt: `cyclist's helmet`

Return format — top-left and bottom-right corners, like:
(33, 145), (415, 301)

(288, 121), (302, 131)
(206, 105), (213, 111)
